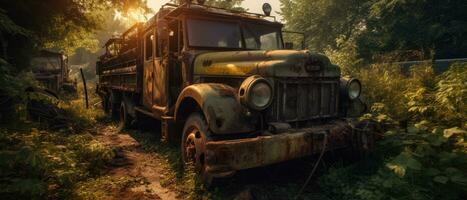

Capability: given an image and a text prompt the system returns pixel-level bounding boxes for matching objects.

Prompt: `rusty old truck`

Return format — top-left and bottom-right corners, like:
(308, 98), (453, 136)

(31, 50), (77, 93)
(96, 1), (372, 184)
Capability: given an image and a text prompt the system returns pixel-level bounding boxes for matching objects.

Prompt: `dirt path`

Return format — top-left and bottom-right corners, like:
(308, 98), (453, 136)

(90, 123), (329, 200)
(96, 125), (179, 200)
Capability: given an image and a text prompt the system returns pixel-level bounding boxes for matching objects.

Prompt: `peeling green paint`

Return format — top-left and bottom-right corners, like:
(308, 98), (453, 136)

(194, 50), (341, 78)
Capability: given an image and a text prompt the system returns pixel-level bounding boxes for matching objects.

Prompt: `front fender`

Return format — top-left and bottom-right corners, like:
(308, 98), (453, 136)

(175, 84), (255, 134)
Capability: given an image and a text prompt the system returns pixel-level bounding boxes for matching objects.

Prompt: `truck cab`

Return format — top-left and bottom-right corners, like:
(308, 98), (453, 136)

(96, 1), (372, 184)
(31, 50), (76, 93)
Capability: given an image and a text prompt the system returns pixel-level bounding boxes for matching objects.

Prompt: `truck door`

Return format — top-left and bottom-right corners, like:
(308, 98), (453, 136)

(152, 27), (168, 114)
(143, 29), (155, 108)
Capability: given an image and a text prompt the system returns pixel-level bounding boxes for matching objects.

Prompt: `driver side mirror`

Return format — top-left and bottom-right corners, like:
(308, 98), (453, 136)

(285, 42), (294, 50)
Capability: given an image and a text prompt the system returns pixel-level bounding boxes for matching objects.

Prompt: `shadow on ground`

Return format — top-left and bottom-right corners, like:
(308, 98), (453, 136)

(118, 118), (357, 200)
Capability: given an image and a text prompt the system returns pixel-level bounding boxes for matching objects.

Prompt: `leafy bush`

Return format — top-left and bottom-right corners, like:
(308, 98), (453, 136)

(0, 86), (113, 200)
(320, 61), (467, 199)
(0, 126), (115, 199)
(0, 58), (41, 99)
(325, 35), (363, 76)
(321, 123), (467, 200)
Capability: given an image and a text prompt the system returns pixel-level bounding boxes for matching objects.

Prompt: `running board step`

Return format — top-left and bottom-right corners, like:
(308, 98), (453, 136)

(135, 106), (175, 121)
(134, 106), (154, 118)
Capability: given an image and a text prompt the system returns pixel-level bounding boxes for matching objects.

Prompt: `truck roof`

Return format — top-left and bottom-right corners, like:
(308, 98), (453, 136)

(145, 2), (282, 29)
(103, 38), (122, 47)
(102, 2), (283, 50)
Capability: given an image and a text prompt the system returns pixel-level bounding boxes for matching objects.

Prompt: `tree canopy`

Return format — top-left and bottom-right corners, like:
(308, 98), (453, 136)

(280, 0), (367, 52)
(0, 0), (147, 70)
(280, 0), (467, 60)
(172, 0), (245, 10)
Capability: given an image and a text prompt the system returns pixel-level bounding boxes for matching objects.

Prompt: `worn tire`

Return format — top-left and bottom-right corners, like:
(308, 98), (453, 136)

(109, 92), (120, 120)
(102, 95), (110, 114)
(118, 101), (133, 131)
(181, 113), (217, 186)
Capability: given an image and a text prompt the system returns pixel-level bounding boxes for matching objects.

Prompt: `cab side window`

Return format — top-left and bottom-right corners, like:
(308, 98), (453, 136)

(169, 21), (182, 54)
(145, 31), (154, 60)
(155, 30), (161, 58)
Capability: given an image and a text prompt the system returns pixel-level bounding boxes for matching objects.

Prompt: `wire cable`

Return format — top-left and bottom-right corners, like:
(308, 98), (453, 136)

(295, 133), (328, 199)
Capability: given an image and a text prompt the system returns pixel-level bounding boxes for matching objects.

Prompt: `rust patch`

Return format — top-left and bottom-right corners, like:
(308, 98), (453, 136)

(204, 121), (356, 175)
(209, 84), (236, 97)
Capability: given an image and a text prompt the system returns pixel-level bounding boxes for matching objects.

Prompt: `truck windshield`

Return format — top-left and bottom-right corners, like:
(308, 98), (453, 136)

(243, 23), (283, 50)
(186, 19), (283, 50)
(31, 57), (61, 71)
(187, 19), (242, 48)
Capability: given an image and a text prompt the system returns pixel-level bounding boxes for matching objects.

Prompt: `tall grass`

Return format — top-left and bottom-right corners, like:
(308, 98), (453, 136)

(322, 42), (467, 200)
(0, 70), (116, 199)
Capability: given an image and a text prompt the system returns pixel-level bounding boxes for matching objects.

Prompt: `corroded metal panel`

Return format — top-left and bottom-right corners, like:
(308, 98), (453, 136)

(175, 83), (256, 134)
(204, 121), (355, 174)
(143, 59), (154, 108)
(193, 50), (341, 78)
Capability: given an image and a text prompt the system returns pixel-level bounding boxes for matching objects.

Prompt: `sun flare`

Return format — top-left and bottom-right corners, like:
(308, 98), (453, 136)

(113, 8), (148, 25)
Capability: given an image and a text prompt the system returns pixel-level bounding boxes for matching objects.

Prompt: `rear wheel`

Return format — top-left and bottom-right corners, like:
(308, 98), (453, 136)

(109, 92), (120, 120)
(181, 113), (214, 185)
(118, 101), (133, 130)
(101, 95), (110, 114)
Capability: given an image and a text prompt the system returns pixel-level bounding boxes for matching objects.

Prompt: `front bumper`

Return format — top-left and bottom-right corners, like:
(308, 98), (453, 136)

(204, 120), (366, 177)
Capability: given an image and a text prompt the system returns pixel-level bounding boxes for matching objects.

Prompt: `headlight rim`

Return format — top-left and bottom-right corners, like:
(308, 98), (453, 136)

(239, 76), (274, 111)
(346, 78), (362, 100)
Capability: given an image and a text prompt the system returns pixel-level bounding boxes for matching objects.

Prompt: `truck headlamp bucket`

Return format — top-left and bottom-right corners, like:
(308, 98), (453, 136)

(262, 3), (272, 16)
(341, 78), (362, 100)
(239, 76), (273, 111)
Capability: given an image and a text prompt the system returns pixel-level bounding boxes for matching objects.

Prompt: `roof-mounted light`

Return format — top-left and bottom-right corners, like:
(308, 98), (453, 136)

(262, 3), (272, 16)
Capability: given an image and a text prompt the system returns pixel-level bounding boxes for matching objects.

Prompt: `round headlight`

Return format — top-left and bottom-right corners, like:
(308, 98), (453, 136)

(250, 82), (272, 109)
(347, 79), (361, 100)
(239, 76), (273, 111)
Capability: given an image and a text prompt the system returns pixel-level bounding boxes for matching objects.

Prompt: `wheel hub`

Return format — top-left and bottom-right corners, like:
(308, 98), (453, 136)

(185, 132), (197, 163)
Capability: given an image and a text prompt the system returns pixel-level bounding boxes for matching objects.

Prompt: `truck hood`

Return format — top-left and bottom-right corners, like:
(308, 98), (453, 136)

(193, 50), (341, 78)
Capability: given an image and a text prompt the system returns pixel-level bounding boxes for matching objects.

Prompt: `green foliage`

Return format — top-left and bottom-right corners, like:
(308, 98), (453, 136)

(73, 176), (142, 200)
(280, 0), (367, 52)
(361, 0), (467, 59)
(0, 124), (115, 199)
(358, 63), (412, 119)
(0, 8), (31, 37)
(325, 35), (363, 76)
(0, 58), (41, 100)
(321, 123), (467, 200)
(173, 0), (245, 10)
(0, 87), (113, 199)
(405, 63), (466, 128)
(433, 63), (467, 126)
(320, 63), (467, 200)
(57, 98), (106, 130)
(282, 0), (467, 60)
(0, 0), (148, 69)
(203, 0), (245, 11)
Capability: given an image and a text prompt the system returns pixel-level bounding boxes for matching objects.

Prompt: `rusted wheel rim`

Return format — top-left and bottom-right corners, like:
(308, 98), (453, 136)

(183, 127), (205, 172)
(185, 130), (197, 163)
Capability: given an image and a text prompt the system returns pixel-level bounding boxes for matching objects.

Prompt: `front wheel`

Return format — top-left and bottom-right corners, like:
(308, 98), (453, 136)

(181, 113), (213, 185)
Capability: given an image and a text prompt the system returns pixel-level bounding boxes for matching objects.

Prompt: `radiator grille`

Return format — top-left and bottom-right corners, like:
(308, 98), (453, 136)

(268, 78), (339, 122)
